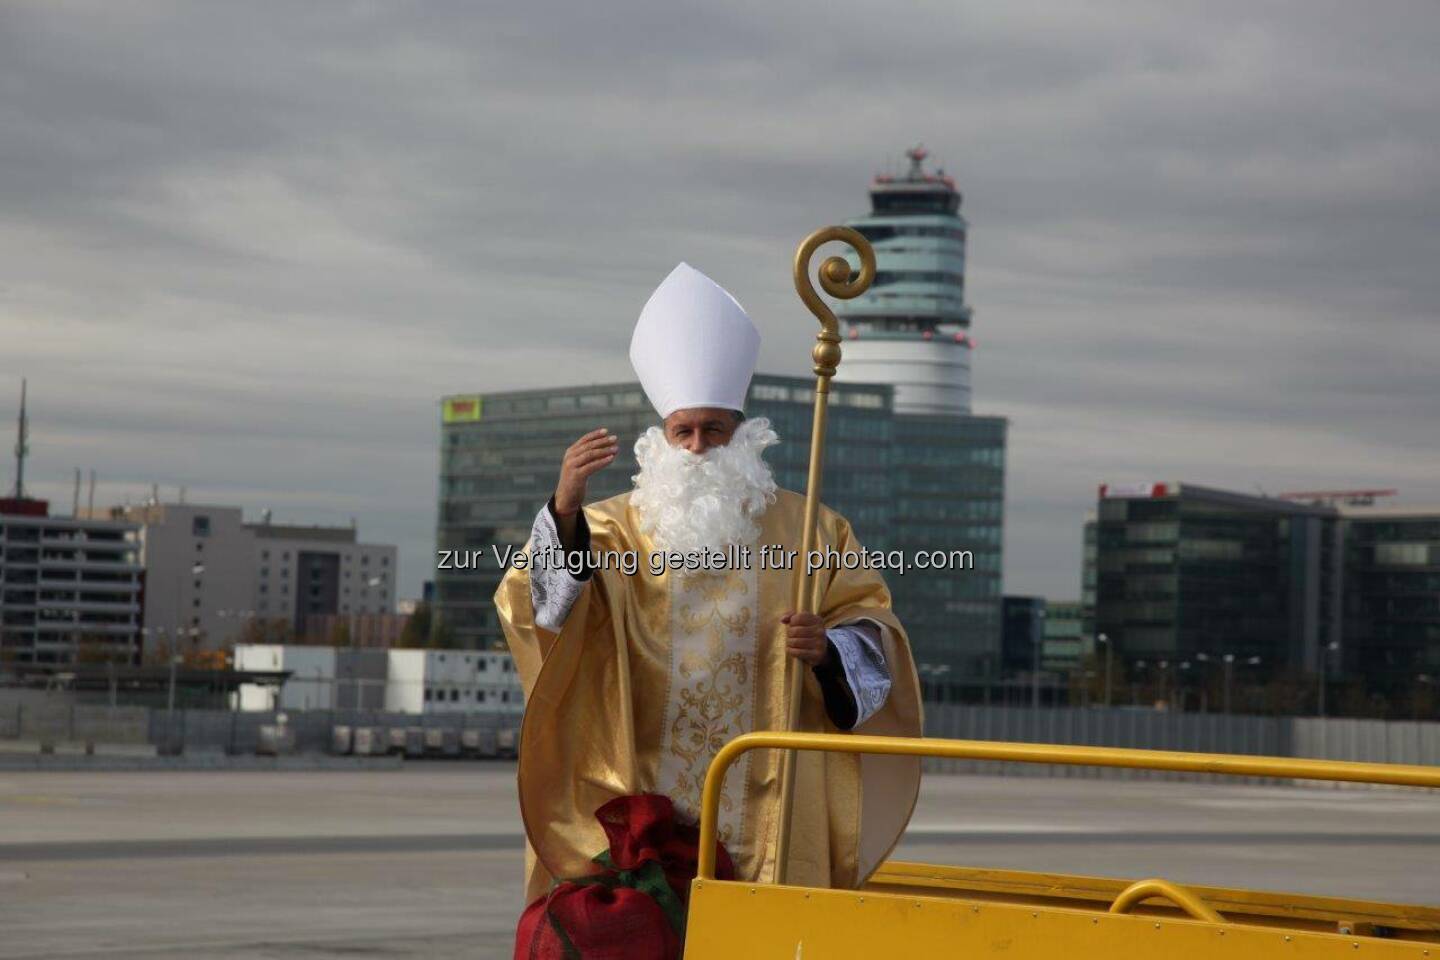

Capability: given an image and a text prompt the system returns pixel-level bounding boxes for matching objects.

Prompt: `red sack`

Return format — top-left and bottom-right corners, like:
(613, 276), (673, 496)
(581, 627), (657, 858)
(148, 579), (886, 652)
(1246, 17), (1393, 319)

(593, 794), (736, 909)
(515, 794), (734, 960)
(515, 881), (678, 960)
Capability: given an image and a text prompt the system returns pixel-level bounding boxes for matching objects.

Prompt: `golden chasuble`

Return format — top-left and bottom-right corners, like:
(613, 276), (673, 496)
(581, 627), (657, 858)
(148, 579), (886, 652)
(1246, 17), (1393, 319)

(496, 488), (923, 903)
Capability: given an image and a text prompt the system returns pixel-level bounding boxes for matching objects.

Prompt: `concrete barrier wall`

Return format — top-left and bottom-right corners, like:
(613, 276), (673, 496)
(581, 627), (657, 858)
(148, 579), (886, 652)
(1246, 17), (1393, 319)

(5, 692), (1438, 778)
(919, 704), (1440, 783)
(0, 694), (150, 744)
(147, 707), (518, 754)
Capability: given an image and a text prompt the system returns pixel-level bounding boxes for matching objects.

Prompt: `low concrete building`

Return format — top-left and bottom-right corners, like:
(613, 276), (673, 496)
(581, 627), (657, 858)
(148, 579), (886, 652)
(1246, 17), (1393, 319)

(233, 644), (522, 716)
(386, 648), (523, 716)
(233, 644), (387, 711)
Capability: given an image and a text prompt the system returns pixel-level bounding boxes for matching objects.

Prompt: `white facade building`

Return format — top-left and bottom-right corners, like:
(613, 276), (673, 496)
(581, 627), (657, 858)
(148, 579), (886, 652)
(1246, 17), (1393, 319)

(235, 644), (339, 711)
(386, 649), (523, 716)
(234, 644), (522, 715)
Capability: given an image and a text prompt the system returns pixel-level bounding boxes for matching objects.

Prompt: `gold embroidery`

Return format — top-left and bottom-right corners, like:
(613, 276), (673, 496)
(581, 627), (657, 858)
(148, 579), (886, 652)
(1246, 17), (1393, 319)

(660, 569), (756, 846)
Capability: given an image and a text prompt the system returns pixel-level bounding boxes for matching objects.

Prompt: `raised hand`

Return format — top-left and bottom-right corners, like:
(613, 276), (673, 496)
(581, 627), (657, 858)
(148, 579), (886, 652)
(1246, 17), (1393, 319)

(555, 428), (620, 516)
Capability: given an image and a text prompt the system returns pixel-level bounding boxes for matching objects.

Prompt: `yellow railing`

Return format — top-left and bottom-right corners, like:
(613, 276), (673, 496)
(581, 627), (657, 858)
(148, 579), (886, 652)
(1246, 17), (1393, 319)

(695, 732), (1440, 881)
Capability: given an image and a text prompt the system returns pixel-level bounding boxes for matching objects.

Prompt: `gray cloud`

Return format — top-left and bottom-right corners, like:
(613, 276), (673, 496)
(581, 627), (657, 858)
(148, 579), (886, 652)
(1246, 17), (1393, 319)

(2, 0), (1438, 602)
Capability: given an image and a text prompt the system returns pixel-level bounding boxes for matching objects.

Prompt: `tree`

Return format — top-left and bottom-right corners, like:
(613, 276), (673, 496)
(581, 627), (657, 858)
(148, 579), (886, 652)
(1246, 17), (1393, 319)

(398, 603), (432, 649)
(328, 620), (353, 649)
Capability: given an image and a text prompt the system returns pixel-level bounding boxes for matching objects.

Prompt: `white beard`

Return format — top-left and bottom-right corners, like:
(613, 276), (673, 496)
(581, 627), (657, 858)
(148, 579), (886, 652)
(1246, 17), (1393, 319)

(631, 417), (780, 555)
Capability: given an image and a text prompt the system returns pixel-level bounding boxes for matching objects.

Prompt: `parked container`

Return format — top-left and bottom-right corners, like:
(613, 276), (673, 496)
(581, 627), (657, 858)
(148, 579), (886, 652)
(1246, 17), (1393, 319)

(461, 728), (500, 757)
(257, 724), (296, 756)
(353, 727), (381, 755)
(497, 727), (519, 758)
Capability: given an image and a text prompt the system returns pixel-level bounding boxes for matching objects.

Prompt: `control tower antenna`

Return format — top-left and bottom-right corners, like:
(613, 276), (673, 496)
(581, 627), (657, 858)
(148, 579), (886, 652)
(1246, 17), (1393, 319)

(12, 379), (28, 499)
(905, 145), (928, 179)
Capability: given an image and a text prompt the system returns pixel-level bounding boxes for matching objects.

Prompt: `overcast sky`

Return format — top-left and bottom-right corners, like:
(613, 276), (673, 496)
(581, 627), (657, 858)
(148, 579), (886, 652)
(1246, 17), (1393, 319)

(3, 1), (1439, 603)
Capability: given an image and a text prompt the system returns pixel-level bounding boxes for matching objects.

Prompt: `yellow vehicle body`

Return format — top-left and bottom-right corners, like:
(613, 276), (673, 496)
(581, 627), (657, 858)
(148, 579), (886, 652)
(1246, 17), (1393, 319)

(685, 733), (1440, 959)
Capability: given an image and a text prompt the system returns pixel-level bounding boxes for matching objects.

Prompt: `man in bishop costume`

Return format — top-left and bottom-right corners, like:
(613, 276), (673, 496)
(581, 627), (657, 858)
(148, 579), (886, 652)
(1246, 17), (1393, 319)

(497, 263), (924, 914)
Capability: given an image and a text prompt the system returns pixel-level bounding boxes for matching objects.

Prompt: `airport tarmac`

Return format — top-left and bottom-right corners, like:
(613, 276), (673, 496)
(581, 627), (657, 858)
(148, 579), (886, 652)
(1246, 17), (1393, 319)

(0, 765), (1435, 958)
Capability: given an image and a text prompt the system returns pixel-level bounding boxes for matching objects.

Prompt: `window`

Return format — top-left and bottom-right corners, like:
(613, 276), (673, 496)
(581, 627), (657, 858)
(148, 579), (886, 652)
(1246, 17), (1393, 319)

(478, 660), (487, 672)
(750, 383), (790, 402)
(424, 688), (432, 702)
(262, 550), (270, 560)
(259, 584), (268, 594)
(450, 689), (459, 702)
(1377, 543), (1430, 566)
(260, 567), (269, 577)
(381, 557), (389, 567)
(477, 690), (487, 703)
(192, 516), (211, 537)
(362, 555), (370, 565)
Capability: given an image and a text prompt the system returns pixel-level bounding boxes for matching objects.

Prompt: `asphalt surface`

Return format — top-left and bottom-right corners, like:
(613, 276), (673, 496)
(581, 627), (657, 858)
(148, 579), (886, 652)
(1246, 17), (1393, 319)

(1, 765), (1436, 958)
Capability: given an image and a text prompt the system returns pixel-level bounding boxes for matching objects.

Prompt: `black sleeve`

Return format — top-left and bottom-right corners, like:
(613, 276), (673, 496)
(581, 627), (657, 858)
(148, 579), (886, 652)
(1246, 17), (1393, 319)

(545, 496), (594, 581)
(813, 641), (859, 731)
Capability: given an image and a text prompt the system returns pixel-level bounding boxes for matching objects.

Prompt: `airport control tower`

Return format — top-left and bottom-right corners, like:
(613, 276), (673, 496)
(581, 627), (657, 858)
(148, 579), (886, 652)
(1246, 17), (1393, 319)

(831, 148), (1007, 684)
(837, 146), (973, 415)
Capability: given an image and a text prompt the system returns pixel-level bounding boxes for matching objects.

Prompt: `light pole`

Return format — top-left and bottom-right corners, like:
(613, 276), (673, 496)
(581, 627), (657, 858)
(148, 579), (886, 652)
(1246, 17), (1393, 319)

(1031, 605), (1046, 709)
(1223, 655), (1262, 715)
(1318, 640), (1340, 717)
(917, 663), (951, 703)
(1222, 654), (1235, 714)
(1096, 633), (1113, 707)
(1195, 653), (1211, 713)
(166, 653), (183, 717)
(1415, 674), (1433, 721)
(1132, 659), (1146, 706)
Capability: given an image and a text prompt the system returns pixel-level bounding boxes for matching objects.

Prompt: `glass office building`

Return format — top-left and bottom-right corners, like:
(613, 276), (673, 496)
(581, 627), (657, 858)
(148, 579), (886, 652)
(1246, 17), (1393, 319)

(1092, 482), (1342, 679)
(435, 373), (1004, 678)
(1341, 506), (1440, 691)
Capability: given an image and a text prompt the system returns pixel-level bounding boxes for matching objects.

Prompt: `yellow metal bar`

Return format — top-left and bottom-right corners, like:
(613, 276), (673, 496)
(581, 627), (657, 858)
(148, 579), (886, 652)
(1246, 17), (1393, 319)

(696, 731), (1440, 881)
(1110, 878), (1224, 924)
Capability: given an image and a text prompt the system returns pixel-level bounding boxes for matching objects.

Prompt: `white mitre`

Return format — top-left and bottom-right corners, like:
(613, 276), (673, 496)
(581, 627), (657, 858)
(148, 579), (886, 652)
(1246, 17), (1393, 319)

(629, 263), (761, 418)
